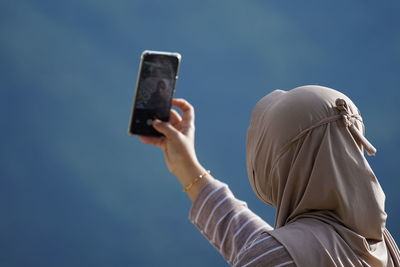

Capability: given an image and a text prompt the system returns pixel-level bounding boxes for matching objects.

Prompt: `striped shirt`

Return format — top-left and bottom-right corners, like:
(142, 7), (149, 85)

(189, 180), (295, 267)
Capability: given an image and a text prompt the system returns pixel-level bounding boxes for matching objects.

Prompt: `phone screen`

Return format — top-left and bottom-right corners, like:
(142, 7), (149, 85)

(129, 51), (180, 136)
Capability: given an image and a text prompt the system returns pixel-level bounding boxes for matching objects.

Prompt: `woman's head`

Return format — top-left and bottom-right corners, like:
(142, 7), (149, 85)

(246, 85), (385, 239)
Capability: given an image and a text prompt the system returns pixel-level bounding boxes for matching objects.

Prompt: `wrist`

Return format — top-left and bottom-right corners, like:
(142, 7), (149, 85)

(173, 161), (214, 202)
(175, 161), (206, 186)
(186, 173), (213, 201)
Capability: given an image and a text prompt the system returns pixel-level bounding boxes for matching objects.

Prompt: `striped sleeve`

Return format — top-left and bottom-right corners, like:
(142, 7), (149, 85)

(189, 179), (295, 267)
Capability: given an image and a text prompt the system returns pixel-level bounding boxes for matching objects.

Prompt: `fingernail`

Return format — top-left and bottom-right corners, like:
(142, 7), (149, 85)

(153, 119), (161, 125)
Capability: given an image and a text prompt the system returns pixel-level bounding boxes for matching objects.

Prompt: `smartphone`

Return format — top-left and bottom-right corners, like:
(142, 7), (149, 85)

(128, 50), (181, 136)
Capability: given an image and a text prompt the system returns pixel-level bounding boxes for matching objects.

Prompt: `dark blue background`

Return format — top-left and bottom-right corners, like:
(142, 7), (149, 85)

(1, 1), (399, 266)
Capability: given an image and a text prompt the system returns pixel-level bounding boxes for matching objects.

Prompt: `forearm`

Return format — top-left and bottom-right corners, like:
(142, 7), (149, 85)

(189, 179), (274, 265)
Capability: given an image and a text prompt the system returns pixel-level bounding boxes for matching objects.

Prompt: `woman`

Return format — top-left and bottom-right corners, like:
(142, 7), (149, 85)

(140, 85), (400, 266)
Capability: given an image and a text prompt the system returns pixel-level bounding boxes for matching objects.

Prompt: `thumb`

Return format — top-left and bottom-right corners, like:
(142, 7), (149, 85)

(153, 119), (179, 138)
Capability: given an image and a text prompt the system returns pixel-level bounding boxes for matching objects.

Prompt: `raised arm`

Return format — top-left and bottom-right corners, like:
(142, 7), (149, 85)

(139, 99), (295, 266)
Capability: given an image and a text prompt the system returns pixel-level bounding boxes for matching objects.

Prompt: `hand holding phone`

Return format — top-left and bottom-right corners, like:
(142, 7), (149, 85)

(128, 50), (181, 136)
(139, 98), (210, 201)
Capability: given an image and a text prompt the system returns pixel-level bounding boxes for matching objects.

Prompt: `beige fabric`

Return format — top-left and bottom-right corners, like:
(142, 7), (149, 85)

(246, 85), (400, 266)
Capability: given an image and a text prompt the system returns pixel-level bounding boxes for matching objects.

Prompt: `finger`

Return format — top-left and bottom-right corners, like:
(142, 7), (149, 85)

(172, 98), (195, 122)
(172, 98), (195, 132)
(169, 109), (182, 127)
(139, 136), (164, 147)
(152, 119), (180, 139)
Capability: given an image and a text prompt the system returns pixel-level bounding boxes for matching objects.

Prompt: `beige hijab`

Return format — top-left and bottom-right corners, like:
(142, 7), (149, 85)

(246, 85), (400, 266)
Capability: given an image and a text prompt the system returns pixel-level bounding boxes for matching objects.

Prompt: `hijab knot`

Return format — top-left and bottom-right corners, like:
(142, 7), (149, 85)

(335, 98), (376, 156)
(335, 98), (362, 127)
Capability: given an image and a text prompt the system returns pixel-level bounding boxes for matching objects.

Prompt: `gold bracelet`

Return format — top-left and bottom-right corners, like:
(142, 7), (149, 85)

(183, 170), (211, 192)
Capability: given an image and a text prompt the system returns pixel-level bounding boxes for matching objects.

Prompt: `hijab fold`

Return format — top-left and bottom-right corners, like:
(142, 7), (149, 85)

(246, 85), (400, 266)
